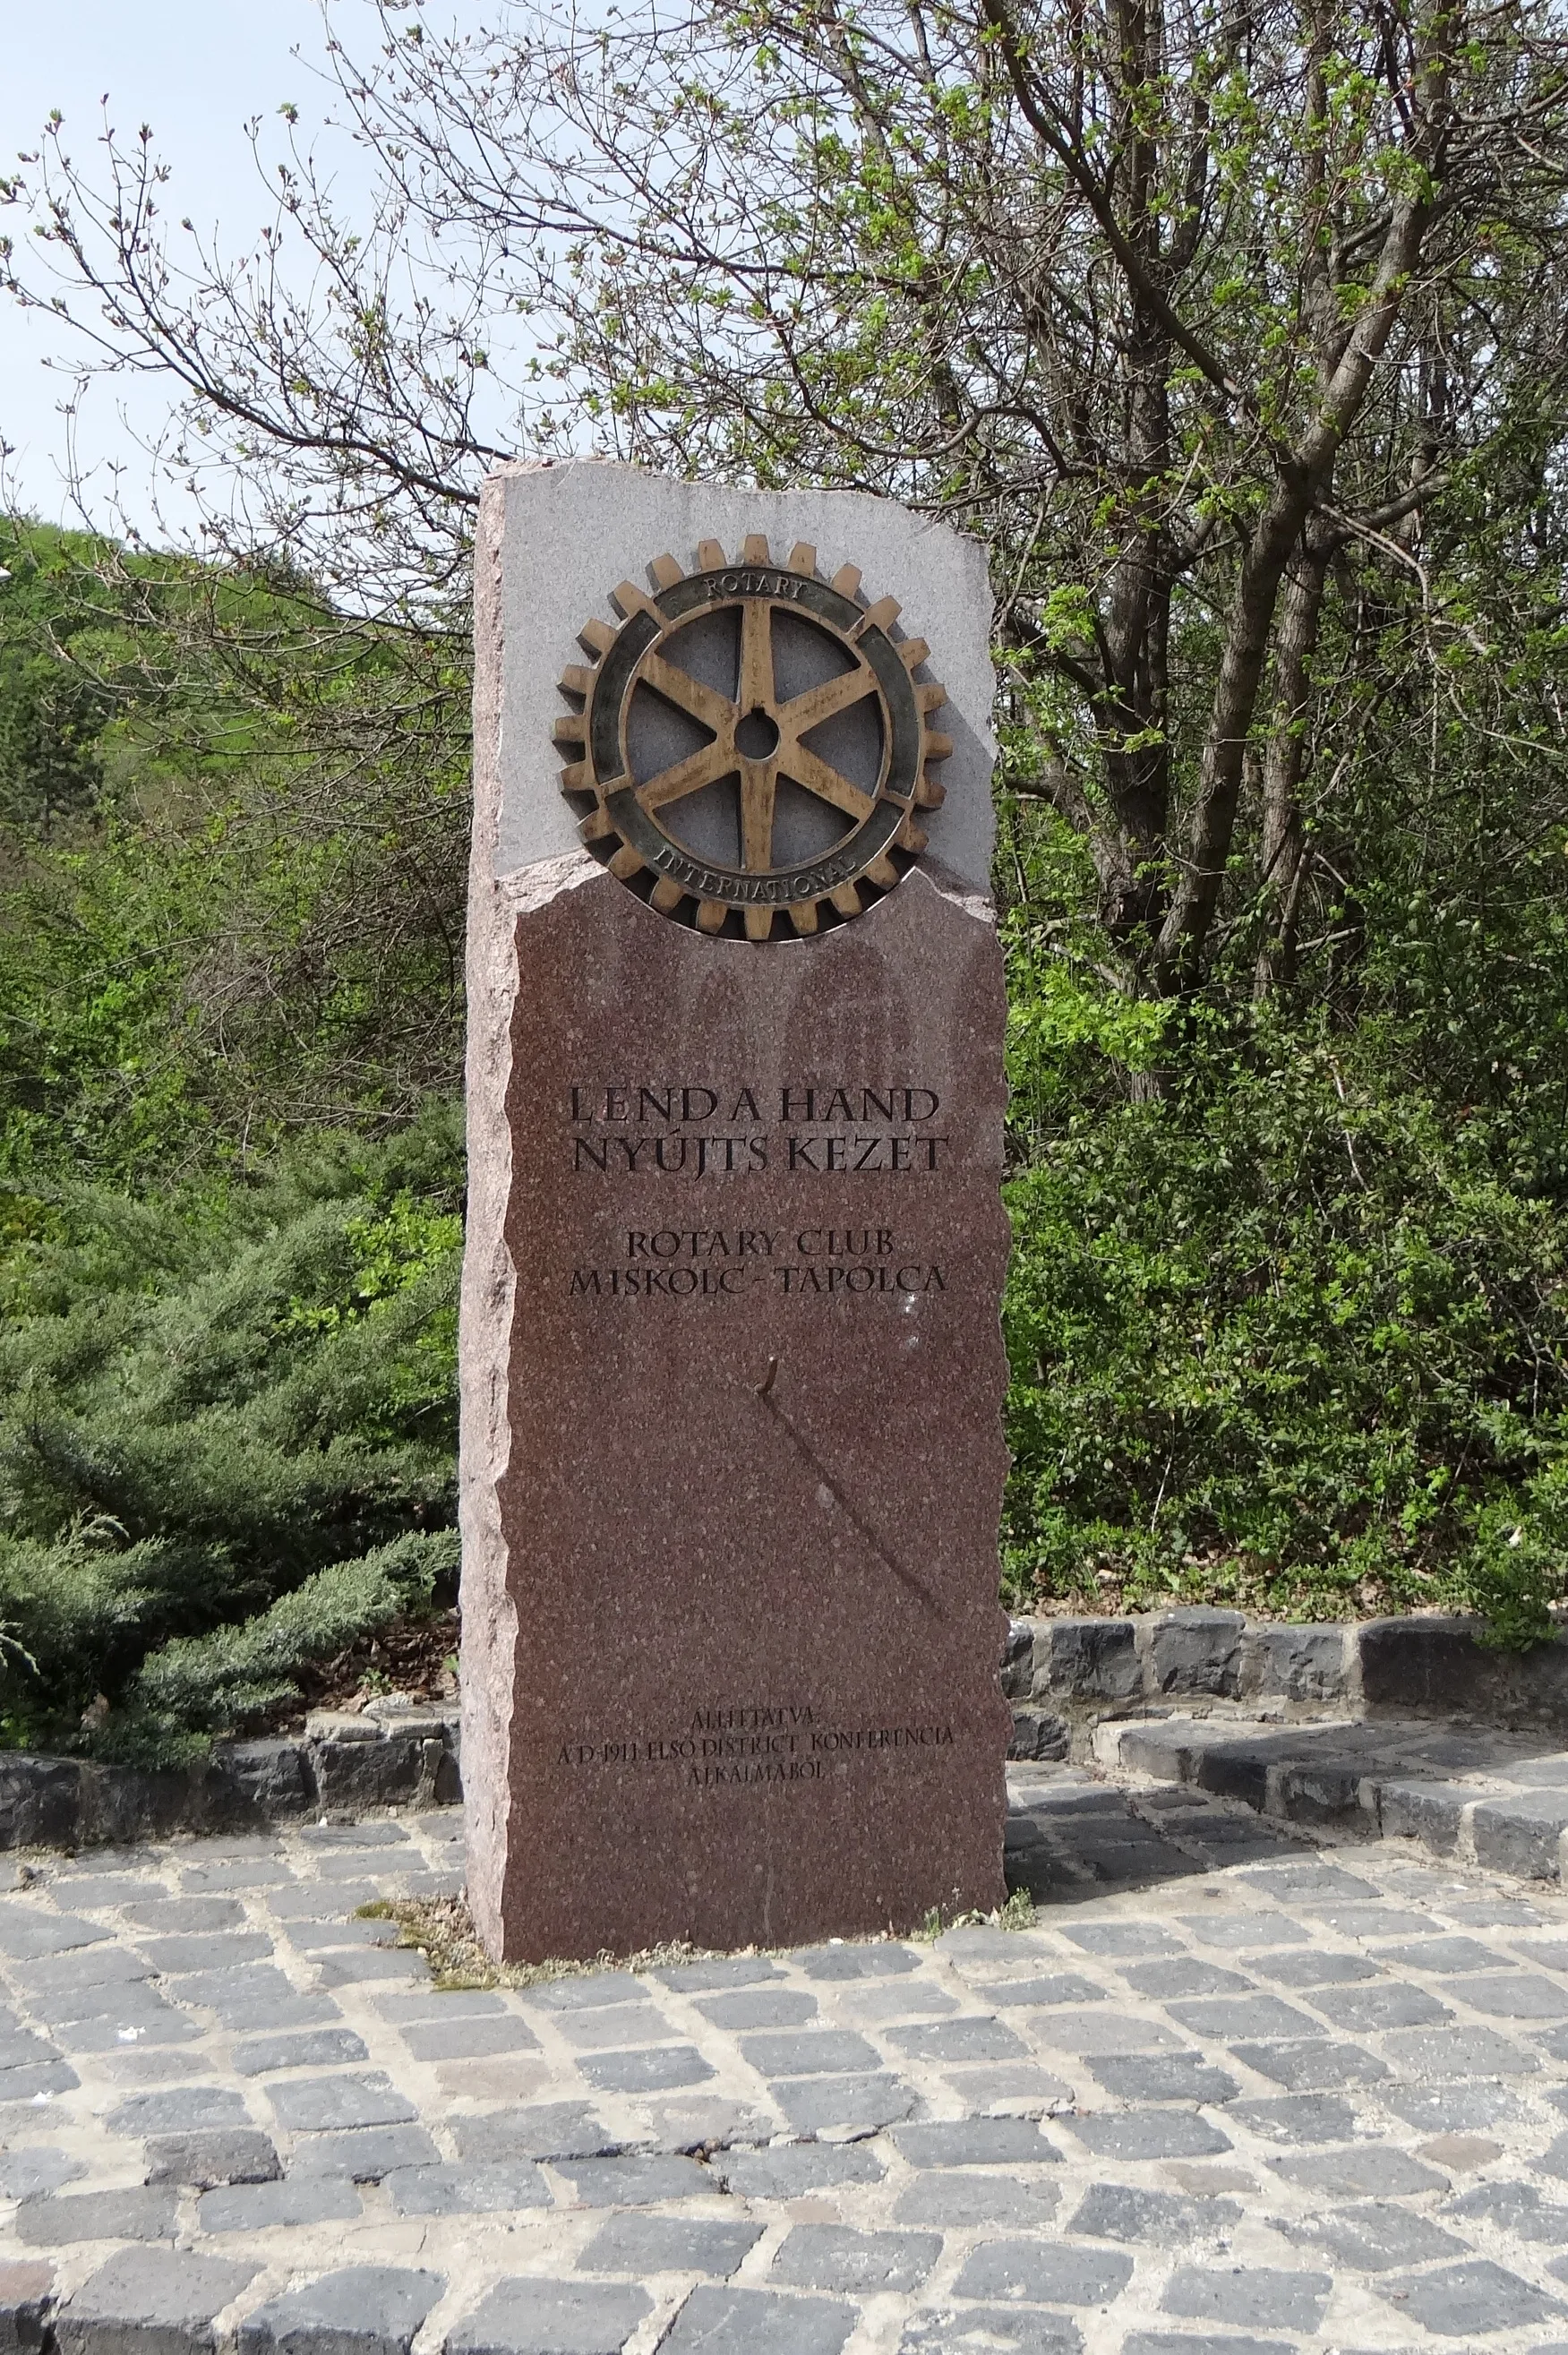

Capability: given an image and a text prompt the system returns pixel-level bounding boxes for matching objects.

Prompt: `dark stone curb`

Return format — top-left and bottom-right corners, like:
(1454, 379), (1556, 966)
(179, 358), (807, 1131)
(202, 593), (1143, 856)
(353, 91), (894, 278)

(0, 1711), (460, 1854)
(1103, 1711), (1568, 1885)
(1005, 1609), (1568, 1762)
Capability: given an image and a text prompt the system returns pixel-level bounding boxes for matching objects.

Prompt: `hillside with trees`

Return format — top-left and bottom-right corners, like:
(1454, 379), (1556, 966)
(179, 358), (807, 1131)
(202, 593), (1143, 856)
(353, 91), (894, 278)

(1, 0), (1567, 1757)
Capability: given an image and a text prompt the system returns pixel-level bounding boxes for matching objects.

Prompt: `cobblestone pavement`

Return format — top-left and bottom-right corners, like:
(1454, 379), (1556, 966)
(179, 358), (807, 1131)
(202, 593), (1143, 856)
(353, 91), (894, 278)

(8, 1769), (1568, 2353)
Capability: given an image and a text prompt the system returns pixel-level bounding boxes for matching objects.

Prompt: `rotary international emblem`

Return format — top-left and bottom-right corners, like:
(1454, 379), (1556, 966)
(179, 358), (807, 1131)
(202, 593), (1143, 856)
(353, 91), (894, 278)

(553, 537), (951, 941)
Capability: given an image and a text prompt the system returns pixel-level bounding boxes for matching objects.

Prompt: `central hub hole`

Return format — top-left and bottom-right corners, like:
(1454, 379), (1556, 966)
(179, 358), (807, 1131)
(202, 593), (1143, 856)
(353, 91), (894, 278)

(734, 706), (780, 760)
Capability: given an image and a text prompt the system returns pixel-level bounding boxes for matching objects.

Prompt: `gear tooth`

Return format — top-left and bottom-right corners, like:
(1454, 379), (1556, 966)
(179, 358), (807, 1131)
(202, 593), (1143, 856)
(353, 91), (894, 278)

(649, 553), (684, 588)
(917, 681), (947, 714)
(899, 636), (930, 672)
(560, 761), (588, 794)
(743, 906), (775, 942)
(608, 843), (646, 882)
(650, 876), (685, 914)
(864, 852), (900, 888)
(695, 899), (728, 935)
(787, 542), (818, 577)
(856, 595), (901, 637)
(924, 731), (955, 763)
(553, 715), (587, 749)
(895, 814), (929, 855)
(829, 881), (862, 919)
(741, 534), (771, 564)
(578, 617), (616, 657)
(914, 774), (947, 809)
(559, 663), (595, 698)
(830, 563), (861, 599)
(789, 898), (821, 937)
(696, 538), (726, 571)
(610, 578), (657, 621)
(578, 807), (614, 844)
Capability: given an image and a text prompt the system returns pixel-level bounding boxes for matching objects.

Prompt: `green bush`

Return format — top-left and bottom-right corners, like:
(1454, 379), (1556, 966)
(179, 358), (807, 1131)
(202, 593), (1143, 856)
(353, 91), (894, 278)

(0, 1104), (463, 1757)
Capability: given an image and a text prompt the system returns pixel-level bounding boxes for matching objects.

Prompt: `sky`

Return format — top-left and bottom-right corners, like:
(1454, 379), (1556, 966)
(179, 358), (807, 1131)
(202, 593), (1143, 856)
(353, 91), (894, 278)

(0, 0), (465, 537)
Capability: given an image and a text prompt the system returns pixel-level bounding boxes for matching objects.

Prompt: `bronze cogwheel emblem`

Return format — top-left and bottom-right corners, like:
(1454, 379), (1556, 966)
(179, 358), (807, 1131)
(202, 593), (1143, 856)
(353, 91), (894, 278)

(553, 535), (951, 941)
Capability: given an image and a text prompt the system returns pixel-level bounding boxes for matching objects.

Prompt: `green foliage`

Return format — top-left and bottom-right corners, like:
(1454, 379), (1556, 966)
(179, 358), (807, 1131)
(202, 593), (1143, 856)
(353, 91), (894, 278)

(0, 1105), (463, 1758)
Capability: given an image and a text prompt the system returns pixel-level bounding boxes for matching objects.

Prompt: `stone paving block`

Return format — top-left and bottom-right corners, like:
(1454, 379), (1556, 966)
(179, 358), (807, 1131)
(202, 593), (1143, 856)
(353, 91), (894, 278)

(314, 1952), (429, 1987)
(793, 1945), (918, 1981)
(893, 2118), (1061, 2167)
(527, 1974), (650, 2013)
(0, 2148), (85, 2197)
(1267, 2145), (1447, 2195)
(1230, 2039), (1388, 2089)
(655, 1958), (782, 1992)
(285, 1921), (400, 1954)
(0, 2061), (75, 2097)
(267, 1888), (382, 1923)
(289, 2126), (441, 2180)
(950, 2241), (1135, 2305)
(1307, 1982), (1453, 2030)
(142, 2129), (280, 2188)
(398, 2017), (540, 2061)
(770, 2074), (919, 2135)
(1166, 1995), (1324, 2041)
(382, 2162), (550, 2215)
(0, 1909), (107, 1961)
(1384, 2085), (1527, 2135)
(578, 2046), (715, 2094)
(108, 2087), (249, 2136)
(1444, 1972), (1568, 2017)
(27, 1947), (149, 1998)
(1251, 1948), (1379, 1986)
(544, 2009), (663, 2053)
(126, 1899), (245, 1935)
(233, 2031), (369, 2076)
(943, 2065), (1075, 2115)
(772, 2227), (940, 2295)
(136, 1935), (273, 1974)
(1161, 2267), (1331, 2332)
(451, 2105), (616, 2162)
(1227, 2093), (1362, 2144)
(447, 2279), (649, 2355)
(655, 2285), (855, 2355)
(1066, 2112), (1232, 2161)
(691, 1991), (818, 2032)
(739, 2030), (879, 2077)
(900, 2309), (1081, 2355)
(1178, 1914), (1306, 1948)
(1068, 2187), (1242, 2246)
(238, 2266), (444, 2355)
(1059, 1923), (1179, 1957)
(886, 2020), (1026, 2063)
(0, 2261), (55, 2354)
(1123, 2336), (1289, 2355)
(892, 2173), (1060, 2228)
(1375, 2258), (1564, 2335)
(1370, 1936), (1499, 1973)
(267, 2073), (417, 2131)
(1277, 2200), (1469, 2271)
(1086, 2056), (1239, 2104)
(1473, 1794), (1568, 1880)
(1446, 2179), (1568, 2239)
(1024, 2010), (1181, 2055)
(167, 1965), (304, 2015)
(553, 2155), (713, 2205)
(57, 2248), (256, 2355)
(1383, 2025), (1536, 2077)
(577, 2214), (760, 2279)
(968, 1975), (1105, 2009)
(713, 2145), (886, 2197)
(372, 1990), (507, 2022)
(14, 2190), (176, 2248)
(1118, 1961), (1255, 2000)
(197, 2179), (363, 2231)
(1448, 1894), (1545, 1925)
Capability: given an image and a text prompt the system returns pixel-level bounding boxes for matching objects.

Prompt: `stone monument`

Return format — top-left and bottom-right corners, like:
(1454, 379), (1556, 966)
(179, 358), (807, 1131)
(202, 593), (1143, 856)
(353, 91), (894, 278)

(460, 462), (1011, 1962)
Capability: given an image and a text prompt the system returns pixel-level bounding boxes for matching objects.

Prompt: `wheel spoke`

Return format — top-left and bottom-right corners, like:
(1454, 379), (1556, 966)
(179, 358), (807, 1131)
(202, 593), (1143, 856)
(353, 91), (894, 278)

(739, 597), (775, 711)
(780, 742), (876, 825)
(777, 662), (875, 737)
(639, 653), (736, 737)
(637, 740), (735, 812)
(740, 758), (779, 870)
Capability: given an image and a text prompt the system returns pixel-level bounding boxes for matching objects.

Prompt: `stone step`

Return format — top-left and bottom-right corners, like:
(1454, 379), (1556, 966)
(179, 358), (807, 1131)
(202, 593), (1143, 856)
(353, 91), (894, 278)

(1099, 1712), (1568, 1882)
